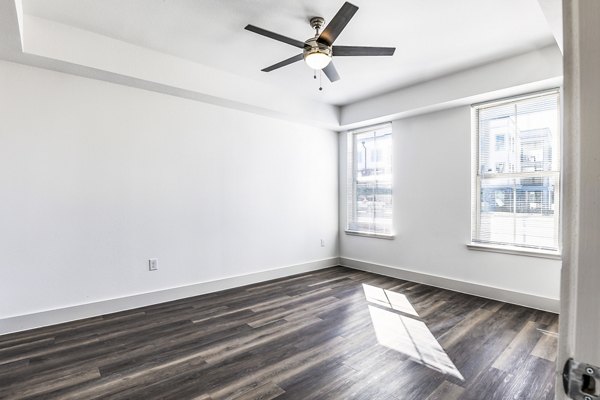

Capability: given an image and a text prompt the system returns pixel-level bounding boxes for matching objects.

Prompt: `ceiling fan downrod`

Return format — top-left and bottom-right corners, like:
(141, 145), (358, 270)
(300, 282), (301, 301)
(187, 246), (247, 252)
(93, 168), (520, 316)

(310, 17), (325, 36)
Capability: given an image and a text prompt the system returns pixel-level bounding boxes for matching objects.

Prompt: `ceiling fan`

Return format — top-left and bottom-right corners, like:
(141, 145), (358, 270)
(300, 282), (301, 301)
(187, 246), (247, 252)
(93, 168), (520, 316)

(245, 1), (395, 85)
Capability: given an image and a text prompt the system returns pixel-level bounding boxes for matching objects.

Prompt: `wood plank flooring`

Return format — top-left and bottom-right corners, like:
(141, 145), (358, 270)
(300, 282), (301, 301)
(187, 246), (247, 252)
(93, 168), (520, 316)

(0, 267), (559, 399)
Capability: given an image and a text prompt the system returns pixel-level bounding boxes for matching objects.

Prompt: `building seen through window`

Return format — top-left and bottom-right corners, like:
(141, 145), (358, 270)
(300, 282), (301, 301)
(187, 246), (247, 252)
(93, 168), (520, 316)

(347, 124), (393, 236)
(473, 91), (560, 251)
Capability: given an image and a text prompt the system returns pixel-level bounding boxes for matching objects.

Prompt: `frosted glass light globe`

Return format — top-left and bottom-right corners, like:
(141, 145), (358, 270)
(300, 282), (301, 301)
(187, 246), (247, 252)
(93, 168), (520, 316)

(304, 52), (332, 70)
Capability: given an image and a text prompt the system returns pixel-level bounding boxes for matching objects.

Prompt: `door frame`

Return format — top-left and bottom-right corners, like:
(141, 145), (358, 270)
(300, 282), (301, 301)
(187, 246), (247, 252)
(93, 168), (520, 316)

(557, 0), (600, 398)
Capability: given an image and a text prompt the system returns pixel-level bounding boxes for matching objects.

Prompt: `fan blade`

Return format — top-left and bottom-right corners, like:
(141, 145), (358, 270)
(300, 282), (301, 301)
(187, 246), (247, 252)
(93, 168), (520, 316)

(323, 62), (340, 82)
(262, 54), (304, 72)
(318, 2), (359, 46)
(245, 25), (306, 49)
(333, 46), (395, 56)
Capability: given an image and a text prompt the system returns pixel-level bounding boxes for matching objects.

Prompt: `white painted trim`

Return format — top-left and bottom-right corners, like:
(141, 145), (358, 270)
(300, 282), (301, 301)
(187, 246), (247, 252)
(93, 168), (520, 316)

(0, 257), (339, 335)
(558, 2), (600, 396)
(466, 243), (562, 260)
(340, 257), (559, 313)
(344, 230), (395, 240)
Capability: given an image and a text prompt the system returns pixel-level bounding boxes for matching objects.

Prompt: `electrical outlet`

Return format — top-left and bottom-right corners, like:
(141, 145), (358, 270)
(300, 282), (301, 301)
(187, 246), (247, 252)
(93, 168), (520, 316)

(320, 239), (325, 247)
(149, 258), (158, 271)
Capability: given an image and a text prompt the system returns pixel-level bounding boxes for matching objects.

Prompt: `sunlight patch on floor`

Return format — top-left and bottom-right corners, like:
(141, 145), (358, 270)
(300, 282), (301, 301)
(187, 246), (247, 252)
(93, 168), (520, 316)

(363, 284), (464, 380)
(362, 283), (419, 316)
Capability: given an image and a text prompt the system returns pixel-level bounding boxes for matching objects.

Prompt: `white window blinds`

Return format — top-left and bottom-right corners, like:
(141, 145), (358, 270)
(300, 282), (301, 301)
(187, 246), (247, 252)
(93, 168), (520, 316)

(471, 91), (561, 251)
(346, 123), (393, 236)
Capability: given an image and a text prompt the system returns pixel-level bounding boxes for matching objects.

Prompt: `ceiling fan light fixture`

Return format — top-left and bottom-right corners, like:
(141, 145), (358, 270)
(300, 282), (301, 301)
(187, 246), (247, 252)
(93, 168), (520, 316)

(303, 38), (332, 70)
(304, 51), (332, 70)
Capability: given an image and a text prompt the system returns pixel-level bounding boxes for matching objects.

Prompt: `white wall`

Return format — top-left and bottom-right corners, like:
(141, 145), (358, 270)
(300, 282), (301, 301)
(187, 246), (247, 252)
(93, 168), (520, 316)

(339, 106), (561, 303)
(0, 60), (338, 320)
(339, 45), (563, 129)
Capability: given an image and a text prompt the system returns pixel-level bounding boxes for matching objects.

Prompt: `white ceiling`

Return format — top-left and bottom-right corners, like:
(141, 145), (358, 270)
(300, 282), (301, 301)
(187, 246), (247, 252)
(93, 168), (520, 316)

(23, 0), (556, 106)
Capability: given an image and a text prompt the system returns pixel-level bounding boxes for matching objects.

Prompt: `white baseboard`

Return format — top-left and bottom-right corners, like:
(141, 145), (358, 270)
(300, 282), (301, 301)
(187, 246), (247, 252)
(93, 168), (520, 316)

(0, 257), (340, 335)
(340, 257), (560, 313)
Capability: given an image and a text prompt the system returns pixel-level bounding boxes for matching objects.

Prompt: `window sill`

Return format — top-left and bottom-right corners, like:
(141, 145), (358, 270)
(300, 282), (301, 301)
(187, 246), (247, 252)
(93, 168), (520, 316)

(345, 230), (395, 240)
(466, 242), (561, 260)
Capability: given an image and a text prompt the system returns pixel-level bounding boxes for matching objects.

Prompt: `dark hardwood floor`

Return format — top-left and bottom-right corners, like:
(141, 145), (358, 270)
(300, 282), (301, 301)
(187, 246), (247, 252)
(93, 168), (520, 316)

(0, 267), (559, 399)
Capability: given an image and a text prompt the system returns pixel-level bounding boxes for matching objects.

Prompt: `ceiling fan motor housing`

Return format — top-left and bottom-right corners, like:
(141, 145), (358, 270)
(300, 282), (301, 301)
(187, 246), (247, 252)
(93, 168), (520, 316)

(303, 37), (332, 59)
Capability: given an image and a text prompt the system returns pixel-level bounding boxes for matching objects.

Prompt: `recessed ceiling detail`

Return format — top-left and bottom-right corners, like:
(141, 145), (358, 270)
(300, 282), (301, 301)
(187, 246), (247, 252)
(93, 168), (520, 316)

(21, 0), (557, 106)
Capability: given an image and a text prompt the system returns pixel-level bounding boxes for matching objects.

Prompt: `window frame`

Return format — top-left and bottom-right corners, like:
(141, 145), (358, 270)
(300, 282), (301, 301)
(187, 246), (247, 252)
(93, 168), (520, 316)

(345, 123), (394, 239)
(469, 89), (562, 257)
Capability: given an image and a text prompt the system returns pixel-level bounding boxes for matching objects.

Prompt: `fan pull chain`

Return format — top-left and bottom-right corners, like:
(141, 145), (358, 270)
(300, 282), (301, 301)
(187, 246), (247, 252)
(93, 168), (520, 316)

(319, 70), (323, 91)
(314, 70), (317, 79)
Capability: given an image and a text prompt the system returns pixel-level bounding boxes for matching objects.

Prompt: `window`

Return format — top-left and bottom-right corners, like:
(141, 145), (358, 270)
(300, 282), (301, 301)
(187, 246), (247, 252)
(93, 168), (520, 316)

(471, 90), (561, 253)
(495, 134), (505, 151)
(346, 123), (393, 237)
